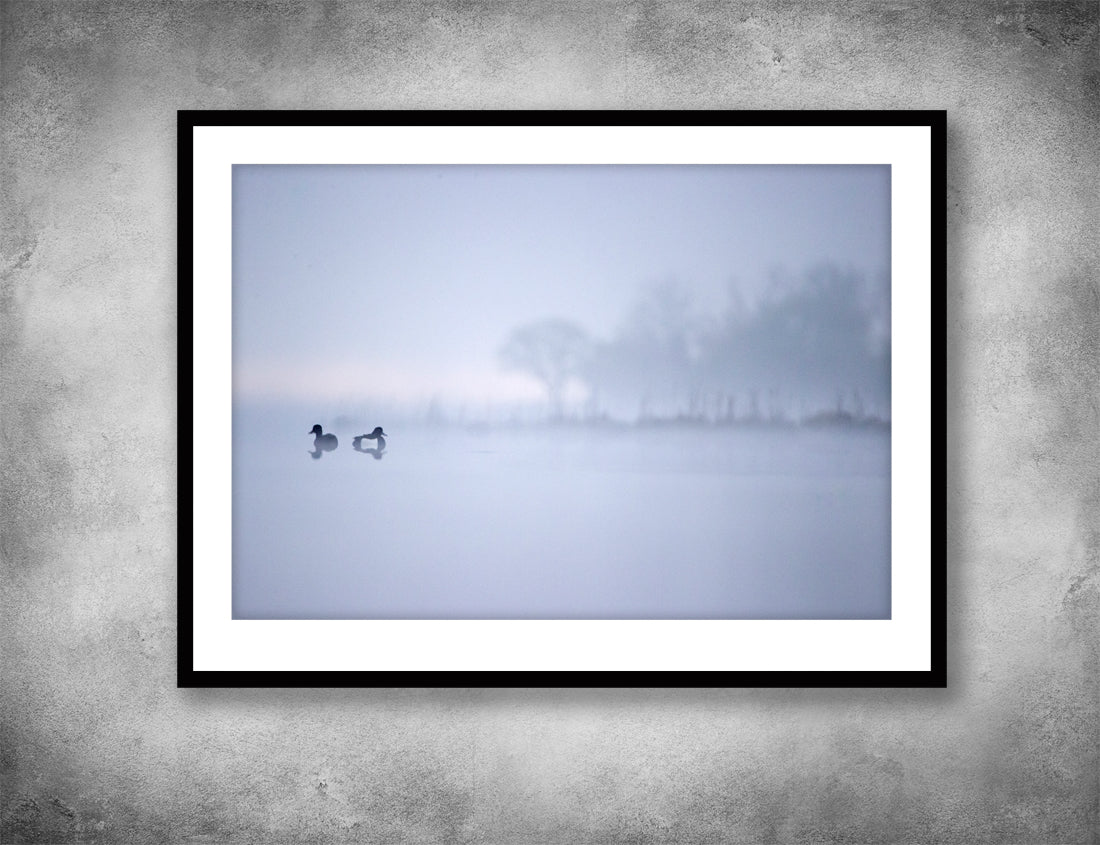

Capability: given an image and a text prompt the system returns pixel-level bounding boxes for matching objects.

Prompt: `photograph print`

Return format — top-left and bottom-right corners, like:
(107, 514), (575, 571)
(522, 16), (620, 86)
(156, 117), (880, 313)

(233, 162), (891, 621)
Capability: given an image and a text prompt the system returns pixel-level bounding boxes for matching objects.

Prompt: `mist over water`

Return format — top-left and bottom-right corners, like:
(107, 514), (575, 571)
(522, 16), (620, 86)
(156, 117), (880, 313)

(231, 163), (892, 620)
(233, 405), (890, 620)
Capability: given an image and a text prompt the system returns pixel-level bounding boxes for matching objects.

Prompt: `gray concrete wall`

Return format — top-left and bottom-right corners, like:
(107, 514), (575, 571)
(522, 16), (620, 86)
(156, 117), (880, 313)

(2, 1), (1096, 842)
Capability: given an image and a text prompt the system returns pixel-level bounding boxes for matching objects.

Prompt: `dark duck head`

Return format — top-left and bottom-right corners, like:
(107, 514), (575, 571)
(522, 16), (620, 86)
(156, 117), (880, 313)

(309, 424), (339, 451)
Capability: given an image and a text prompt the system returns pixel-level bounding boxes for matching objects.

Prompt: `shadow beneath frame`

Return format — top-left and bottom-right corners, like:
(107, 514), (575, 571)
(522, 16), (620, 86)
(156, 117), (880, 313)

(185, 121), (968, 714)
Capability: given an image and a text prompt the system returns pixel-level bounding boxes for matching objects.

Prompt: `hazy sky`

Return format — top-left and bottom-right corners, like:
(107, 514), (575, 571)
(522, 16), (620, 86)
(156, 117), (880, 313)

(232, 164), (890, 404)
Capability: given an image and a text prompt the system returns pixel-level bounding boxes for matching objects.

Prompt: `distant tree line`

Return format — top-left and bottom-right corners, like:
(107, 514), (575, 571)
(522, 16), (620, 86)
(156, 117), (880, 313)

(498, 264), (890, 426)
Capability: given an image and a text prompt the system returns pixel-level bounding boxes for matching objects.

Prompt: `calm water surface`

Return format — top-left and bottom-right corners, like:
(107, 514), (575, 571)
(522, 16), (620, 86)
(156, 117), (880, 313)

(233, 410), (890, 619)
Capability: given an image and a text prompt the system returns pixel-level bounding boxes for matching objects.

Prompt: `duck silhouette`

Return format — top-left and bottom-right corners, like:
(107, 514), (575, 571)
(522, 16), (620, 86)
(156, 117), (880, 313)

(308, 424), (339, 459)
(353, 426), (387, 459)
(354, 426), (387, 448)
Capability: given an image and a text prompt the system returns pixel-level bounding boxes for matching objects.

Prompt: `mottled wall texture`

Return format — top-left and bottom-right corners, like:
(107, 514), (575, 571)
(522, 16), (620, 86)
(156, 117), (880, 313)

(1, 1), (1097, 843)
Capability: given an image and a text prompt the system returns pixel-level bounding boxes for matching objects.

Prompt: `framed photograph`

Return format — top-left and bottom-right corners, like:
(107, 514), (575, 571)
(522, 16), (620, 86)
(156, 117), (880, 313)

(179, 110), (944, 687)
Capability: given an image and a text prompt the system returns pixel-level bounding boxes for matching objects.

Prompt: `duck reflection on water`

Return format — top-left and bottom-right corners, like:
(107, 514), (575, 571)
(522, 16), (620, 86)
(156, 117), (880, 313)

(353, 426), (387, 460)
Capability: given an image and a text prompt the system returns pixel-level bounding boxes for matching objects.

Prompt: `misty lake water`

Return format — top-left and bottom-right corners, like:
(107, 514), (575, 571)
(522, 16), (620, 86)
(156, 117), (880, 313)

(233, 411), (890, 620)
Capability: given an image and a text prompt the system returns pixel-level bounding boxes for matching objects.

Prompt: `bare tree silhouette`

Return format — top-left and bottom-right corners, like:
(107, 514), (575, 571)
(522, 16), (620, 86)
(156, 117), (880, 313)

(497, 265), (889, 425)
(588, 279), (703, 419)
(498, 318), (592, 419)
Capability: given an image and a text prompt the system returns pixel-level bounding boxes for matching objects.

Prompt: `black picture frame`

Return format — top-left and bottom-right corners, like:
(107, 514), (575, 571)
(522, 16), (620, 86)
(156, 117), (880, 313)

(178, 109), (945, 688)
